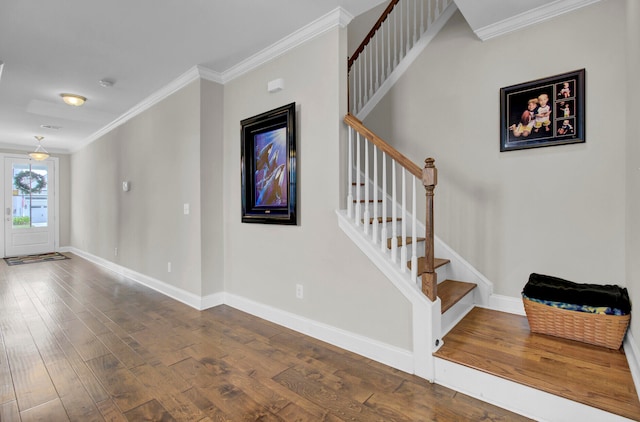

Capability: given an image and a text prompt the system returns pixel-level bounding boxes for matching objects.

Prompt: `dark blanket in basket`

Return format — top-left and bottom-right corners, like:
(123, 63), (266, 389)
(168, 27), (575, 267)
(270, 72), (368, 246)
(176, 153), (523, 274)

(523, 273), (631, 315)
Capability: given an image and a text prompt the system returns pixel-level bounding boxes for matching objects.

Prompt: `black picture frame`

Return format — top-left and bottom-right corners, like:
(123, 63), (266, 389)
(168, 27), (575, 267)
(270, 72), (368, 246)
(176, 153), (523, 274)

(241, 102), (297, 225)
(500, 69), (585, 152)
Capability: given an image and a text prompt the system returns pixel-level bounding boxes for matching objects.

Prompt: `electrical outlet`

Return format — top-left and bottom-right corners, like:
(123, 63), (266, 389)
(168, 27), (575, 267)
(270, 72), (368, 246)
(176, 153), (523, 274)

(168, 262), (172, 273)
(114, 247), (118, 256)
(296, 284), (303, 299)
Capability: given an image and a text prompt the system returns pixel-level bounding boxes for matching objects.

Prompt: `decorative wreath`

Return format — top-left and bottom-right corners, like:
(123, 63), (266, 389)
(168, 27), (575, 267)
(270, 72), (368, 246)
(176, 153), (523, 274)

(14, 170), (46, 195)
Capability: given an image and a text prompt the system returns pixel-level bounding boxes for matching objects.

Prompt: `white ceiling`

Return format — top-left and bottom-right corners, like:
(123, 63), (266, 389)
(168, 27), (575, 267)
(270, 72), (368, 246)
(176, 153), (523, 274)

(0, 0), (600, 154)
(0, 0), (385, 153)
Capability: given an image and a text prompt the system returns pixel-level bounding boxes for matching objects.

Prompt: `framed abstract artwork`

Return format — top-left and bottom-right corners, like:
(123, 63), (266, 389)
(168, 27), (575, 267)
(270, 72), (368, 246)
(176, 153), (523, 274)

(241, 103), (297, 225)
(500, 69), (585, 151)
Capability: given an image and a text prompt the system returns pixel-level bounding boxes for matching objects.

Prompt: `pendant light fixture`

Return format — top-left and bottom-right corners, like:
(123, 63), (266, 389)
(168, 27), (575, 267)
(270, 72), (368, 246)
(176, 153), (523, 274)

(29, 136), (49, 161)
(60, 93), (86, 106)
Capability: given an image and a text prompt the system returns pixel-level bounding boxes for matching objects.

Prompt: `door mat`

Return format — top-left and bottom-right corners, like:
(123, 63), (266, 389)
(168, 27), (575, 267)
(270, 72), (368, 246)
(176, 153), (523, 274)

(4, 252), (70, 266)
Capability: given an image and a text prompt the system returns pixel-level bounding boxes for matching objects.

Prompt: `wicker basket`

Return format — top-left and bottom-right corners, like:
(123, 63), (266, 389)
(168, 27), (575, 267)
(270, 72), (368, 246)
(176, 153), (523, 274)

(523, 297), (630, 349)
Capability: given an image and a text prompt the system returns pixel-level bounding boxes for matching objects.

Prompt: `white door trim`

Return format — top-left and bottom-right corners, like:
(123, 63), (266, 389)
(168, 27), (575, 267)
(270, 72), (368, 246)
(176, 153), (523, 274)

(1, 153), (59, 257)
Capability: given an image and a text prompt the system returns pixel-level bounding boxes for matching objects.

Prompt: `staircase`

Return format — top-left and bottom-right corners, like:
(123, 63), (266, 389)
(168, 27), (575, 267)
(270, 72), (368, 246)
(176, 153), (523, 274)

(338, 2), (640, 421)
(337, 113), (486, 379)
(338, 0), (486, 381)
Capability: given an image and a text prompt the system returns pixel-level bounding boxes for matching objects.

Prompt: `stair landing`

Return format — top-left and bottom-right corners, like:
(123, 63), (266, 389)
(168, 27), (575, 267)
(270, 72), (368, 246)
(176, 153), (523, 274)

(434, 307), (640, 420)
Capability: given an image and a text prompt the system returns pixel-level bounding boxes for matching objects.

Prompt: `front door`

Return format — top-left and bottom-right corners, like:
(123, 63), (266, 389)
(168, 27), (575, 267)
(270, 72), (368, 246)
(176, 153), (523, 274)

(4, 157), (55, 257)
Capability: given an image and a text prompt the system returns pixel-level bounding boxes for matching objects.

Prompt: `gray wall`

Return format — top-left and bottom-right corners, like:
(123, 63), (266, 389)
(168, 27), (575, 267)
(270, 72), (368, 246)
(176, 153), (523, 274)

(70, 80), (207, 296)
(365, 1), (627, 298)
(56, 153), (71, 247)
(625, 0), (640, 354)
(200, 79), (226, 296)
(68, 27), (413, 349)
(222, 27), (412, 349)
(66, 0), (638, 354)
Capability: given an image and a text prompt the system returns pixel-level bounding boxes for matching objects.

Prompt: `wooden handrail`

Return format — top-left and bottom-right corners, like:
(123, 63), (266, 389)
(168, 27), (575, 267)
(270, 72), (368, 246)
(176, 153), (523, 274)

(348, 0), (400, 70)
(345, 112), (439, 302)
(344, 113), (422, 179)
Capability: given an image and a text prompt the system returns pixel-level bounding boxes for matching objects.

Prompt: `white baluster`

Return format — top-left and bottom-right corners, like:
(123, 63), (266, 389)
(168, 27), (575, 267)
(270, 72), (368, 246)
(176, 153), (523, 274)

(363, 49), (369, 104)
(380, 24), (386, 82)
(395, 4), (400, 67)
(413, 0), (418, 45)
(372, 147), (378, 243)
(427, 0), (432, 27)
(368, 44), (374, 99)
(400, 168), (407, 272)
(357, 58), (363, 112)
(420, 0), (425, 35)
(355, 132), (362, 226)
(411, 176), (418, 282)
(363, 139), (370, 234)
(381, 152), (388, 253)
(391, 161), (398, 263)
(399, 1), (405, 59)
(386, 17), (392, 76)
(375, 34), (380, 91)
(349, 69), (354, 114)
(347, 127), (354, 219)
(405, 0), (410, 56)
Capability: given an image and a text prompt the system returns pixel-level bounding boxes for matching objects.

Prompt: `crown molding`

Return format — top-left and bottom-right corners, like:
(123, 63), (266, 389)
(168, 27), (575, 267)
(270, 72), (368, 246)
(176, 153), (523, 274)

(220, 6), (354, 83)
(72, 66), (206, 153)
(196, 65), (224, 84)
(72, 7), (352, 153)
(475, 0), (600, 41)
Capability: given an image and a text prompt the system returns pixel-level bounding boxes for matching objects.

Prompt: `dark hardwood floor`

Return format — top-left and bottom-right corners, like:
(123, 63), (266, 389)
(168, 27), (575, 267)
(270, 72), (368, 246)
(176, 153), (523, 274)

(0, 253), (530, 421)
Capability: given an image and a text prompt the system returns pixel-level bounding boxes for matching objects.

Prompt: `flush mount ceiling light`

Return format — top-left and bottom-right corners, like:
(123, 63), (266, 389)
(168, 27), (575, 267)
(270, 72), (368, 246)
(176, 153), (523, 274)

(29, 135), (50, 161)
(60, 93), (86, 106)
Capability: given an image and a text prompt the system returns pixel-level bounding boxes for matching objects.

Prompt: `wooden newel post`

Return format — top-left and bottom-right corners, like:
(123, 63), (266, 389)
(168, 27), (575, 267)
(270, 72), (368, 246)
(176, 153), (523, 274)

(421, 158), (437, 301)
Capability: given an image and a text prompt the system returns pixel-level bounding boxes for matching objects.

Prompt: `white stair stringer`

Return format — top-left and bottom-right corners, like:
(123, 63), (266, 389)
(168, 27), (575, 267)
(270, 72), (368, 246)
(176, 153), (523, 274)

(356, 1), (458, 121)
(336, 209), (441, 381)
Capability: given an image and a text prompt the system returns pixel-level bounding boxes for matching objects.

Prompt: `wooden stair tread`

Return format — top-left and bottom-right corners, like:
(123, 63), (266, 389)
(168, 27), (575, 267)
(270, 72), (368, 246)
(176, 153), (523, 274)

(352, 199), (383, 203)
(407, 257), (450, 275)
(438, 279), (476, 314)
(434, 308), (640, 420)
(387, 236), (425, 248)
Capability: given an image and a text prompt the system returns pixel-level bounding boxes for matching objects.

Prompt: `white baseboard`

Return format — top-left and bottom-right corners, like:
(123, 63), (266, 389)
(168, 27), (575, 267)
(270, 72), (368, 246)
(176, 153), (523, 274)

(63, 247), (224, 310)
(224, 293), (414, 374)
(487, 293), (526, 315)
(63, 247), (414, 374)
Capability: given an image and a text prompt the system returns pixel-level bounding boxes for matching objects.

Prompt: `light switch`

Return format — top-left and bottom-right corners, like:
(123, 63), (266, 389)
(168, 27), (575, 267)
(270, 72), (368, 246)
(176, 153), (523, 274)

(184, 203), (189, 215)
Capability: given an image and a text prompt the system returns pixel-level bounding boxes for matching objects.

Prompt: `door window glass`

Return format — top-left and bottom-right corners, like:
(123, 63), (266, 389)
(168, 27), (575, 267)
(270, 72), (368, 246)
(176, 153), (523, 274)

(11, 163), (48, 229)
